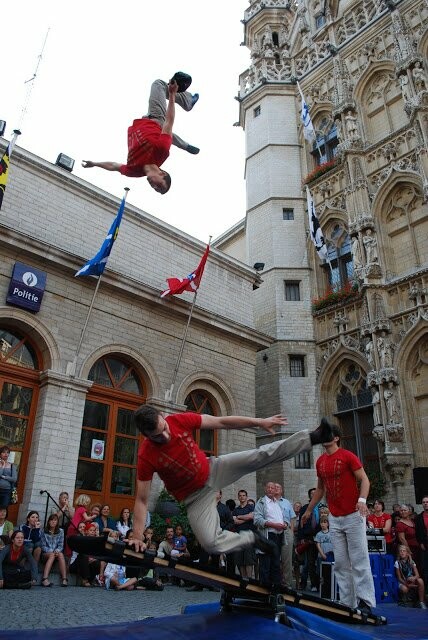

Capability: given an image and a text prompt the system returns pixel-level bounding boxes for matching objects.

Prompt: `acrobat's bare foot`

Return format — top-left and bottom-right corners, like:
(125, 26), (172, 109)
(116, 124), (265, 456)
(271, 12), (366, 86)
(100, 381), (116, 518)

(82, 160), (94, 168)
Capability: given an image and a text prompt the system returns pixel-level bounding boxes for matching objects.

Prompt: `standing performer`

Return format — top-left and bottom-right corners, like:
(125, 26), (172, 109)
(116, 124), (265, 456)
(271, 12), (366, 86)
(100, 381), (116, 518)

(129, 405), (334, 567)
(301, 423), (376, 615)
(82, 72), (199, 194)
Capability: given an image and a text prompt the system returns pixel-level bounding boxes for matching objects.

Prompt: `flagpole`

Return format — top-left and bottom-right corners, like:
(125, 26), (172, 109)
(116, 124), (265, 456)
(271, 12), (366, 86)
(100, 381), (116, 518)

(17, 28), (50, 131)
(165, 237), (212, 403)
(67, 188), (130, 377)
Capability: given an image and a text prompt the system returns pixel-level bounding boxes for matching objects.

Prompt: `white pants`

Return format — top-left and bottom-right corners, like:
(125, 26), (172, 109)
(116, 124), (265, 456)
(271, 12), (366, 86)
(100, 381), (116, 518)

(329, 511), (376, 608)
(280, 527), (294, 587)
(184, 430), (311, 555)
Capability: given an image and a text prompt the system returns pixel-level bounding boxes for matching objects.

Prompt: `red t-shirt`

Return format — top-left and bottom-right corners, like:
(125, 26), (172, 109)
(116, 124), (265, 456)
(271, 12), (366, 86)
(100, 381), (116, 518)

(395, 520), (418, 549)
(316, 448), (362, 517)
(137, 412), (210, 501)
(119, 118), (172, 177)
(367, 513), (393, 543)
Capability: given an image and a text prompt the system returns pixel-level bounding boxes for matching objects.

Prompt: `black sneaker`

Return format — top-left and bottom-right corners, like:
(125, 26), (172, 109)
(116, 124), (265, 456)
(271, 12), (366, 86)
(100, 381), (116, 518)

(170, 71), (192, 93)
(310, 417), (334, 446)
(253, 532), (277, 555)
(186, 145), (200, 155)
(357, 599), (372, 616)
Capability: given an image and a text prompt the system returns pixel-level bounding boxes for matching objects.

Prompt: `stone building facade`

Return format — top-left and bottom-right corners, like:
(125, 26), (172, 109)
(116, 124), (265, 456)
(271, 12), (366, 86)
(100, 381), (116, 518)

(0, 143), (272, 523)
(215, 0), (428, 504)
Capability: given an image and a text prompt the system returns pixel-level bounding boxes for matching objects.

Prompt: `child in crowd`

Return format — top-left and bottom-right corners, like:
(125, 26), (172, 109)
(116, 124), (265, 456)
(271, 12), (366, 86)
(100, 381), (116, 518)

(395, 545), (427, 608)
(314, 517), (334, 564)
(172, 524), (188, 557)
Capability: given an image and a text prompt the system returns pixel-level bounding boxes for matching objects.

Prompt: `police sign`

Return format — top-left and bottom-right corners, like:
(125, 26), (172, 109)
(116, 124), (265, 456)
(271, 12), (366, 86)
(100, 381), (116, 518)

(6, 262), (47, 313)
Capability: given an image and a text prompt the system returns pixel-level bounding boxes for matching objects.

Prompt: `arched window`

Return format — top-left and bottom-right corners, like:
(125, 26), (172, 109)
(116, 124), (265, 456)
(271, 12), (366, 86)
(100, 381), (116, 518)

(362, 71), (404, 144)
(325, 224), (353, 289)
(383, 183), (427, 277)
(185, 390), (218, 456)
(75, 356), (145, 513)
(334, 362), (380, 476)
(0, 328), (41, 518)
(312, 116), (338, 166)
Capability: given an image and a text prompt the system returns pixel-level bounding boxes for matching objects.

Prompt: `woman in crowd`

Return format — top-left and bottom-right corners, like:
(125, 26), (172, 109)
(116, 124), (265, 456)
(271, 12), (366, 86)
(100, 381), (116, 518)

(0, 445), (17, 508)
(95, 504), (116, 536)
(396, 504), (422, 574)
(0, 530), (38, 589)
(52, 491), (74, 533)
(0, 507), (14, 539)
(19, 510), (42, 564)
(116, 507), (132, 539)
(395, 544), (427, 608)
(40, 513), (68, 587)
(367, 499), (394, 553)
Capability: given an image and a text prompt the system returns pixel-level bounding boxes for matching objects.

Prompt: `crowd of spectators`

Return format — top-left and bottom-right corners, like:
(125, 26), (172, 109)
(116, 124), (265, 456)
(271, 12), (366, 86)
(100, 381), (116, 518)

(0, 486), (427, 610)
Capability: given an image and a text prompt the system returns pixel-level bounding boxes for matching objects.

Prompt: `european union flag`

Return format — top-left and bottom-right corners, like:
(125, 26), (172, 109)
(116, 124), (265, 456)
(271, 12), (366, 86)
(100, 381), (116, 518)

(75, 196), (125, 277)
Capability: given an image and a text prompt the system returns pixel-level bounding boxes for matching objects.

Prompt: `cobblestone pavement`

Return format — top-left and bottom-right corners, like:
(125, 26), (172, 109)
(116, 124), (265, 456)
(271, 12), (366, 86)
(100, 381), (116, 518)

(0, 584), (219, 630)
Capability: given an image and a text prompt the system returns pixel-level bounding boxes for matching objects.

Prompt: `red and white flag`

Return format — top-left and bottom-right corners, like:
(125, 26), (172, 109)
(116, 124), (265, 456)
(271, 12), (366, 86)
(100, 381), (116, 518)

(161, 244), (210, 298)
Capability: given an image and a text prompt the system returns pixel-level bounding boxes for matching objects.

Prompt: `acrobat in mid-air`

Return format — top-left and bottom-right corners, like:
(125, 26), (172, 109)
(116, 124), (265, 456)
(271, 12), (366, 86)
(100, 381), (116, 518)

(82, 72), (199, 194)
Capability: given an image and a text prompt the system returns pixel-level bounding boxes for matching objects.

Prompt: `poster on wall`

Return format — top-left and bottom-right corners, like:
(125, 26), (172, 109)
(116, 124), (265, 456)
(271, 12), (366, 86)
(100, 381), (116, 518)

(91, 439), (105, 460)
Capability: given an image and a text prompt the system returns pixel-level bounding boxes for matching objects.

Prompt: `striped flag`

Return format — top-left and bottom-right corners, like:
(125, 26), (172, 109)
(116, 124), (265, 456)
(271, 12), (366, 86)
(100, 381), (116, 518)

(161, 244), (210, 297)
(298, 84), (316, 143)
(306, 186), (328, 261)
(75, 195), (126, 277)
(0, 130), (21, 211)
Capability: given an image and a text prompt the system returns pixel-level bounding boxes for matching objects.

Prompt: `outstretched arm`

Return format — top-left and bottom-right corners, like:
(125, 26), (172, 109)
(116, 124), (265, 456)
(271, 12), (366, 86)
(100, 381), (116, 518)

(161, 80), (178, 137)
(200, 414), (288, 435)
(129, 479), (151, 552)
(82, 160), (121, 171)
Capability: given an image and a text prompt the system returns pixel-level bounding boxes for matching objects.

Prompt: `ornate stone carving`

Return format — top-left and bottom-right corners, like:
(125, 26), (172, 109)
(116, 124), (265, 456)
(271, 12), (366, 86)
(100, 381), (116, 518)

(371, 387), (382, 425)
(372, 425), (385, 441)
(384, 454), (413, 485)
(378, 368), (398, 384)
(365, 338), (375, 367)
(362, 229), (379, 265)
(377, 335), (394, 368)
(383, 381), (401, 423)
(412, 61), (427, 93)
(386, 423), (404, 442)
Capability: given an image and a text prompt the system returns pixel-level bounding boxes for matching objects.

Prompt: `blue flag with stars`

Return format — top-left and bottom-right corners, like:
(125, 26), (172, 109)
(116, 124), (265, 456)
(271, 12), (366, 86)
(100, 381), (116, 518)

(75, 196), (125, 277)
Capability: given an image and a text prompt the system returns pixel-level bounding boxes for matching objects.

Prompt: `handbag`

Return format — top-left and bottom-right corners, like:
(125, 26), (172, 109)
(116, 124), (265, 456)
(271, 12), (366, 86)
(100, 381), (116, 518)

(10, 486), (18, 504)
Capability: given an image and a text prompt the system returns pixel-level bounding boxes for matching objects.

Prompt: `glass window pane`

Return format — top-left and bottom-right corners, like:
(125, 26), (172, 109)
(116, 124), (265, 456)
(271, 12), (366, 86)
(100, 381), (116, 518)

(114, 436), (137, 465)
(75, 460), (104, 491)
(79, 429), (106, 459)
(120, 375), (142, 395)
(0, 415), (28, 448)
(110, 465), (136, 496)
(116, 408), (137, 436)
(0, 330), (38, 369)
(82, 400), (109, 431)
(88, 360), (113, 387)
(106, 358), (130, 385)
(199, 430), (214, 453)
(0, 383), (33, 415)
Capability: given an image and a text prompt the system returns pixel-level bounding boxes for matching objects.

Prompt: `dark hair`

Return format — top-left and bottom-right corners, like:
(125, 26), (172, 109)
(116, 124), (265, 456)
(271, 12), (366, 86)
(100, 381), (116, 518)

(119, 507), (132, 527)
(308, 488), (317, 499)
(161, 171), (171, 193)
(238, 489), (248, 496)
(226, 499), (236, 512)
(0, 506), (8, 518)
(45, 514), (60, 535)
(11, 530), (24, 543)
(0, 445), (10, 455)
(134, 405), (161, 435)
(375, 499), (385, 510)
(125, 529), (133, 539)
(26, 510), (39, 525)
(331, 424), (342, 443)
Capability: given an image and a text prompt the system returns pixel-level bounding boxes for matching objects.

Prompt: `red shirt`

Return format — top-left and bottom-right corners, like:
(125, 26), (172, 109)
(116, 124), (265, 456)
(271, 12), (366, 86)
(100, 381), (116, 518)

(316, 448), (362, 517)
(120, 118), (172, 177)
(137, 412), (209, 501)
(396, 520), (418, 549)
(367, 513), (393, 543)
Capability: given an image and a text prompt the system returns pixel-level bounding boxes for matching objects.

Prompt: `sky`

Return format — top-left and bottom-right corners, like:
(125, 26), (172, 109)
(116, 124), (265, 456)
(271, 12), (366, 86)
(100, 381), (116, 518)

(3, 1), (250, 243)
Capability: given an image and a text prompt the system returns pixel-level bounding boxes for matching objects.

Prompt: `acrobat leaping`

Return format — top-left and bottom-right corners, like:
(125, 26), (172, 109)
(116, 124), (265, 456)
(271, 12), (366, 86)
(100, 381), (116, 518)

(82, 72), (199, 194)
